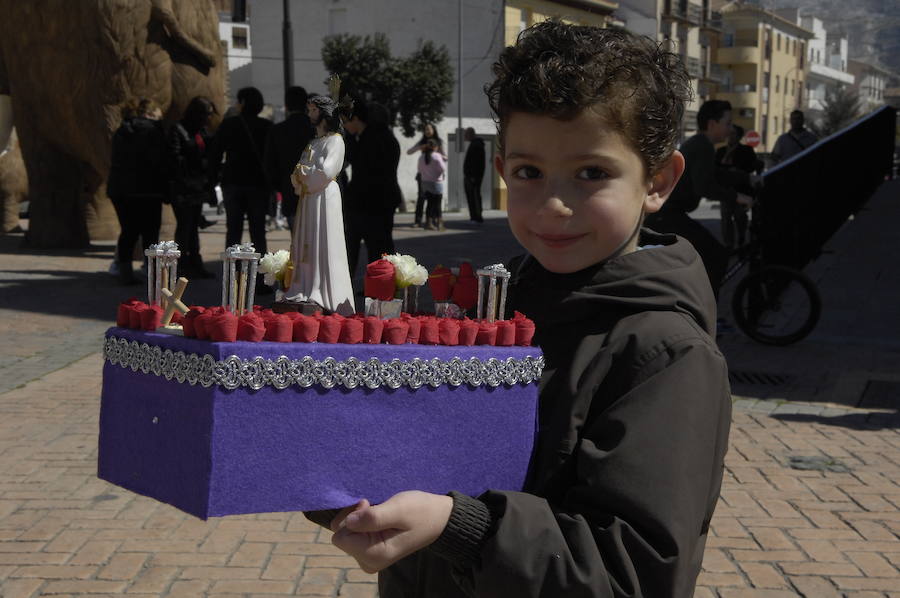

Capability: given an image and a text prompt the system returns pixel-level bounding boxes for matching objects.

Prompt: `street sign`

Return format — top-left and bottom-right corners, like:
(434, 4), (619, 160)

(743, 130), (761, 147)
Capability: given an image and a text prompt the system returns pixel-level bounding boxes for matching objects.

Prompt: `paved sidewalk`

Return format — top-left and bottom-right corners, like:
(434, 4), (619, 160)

(1, 183), (898, 597)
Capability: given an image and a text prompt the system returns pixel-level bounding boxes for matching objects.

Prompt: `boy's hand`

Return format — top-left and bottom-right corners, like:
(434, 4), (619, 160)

(331, 490), (453, 573)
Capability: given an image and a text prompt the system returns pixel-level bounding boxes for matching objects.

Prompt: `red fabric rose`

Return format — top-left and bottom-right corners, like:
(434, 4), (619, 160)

(170, 310), (183, 325)
(452, 262), (478, 310)
(495, 320), (516, 346)
(401, 314), (420, 343)
(208, 312), (239, 342)
(475, 321), (498, 346)
(438, 318), (460, 346)
(237, 312), (266, 342)
(418, 316), (439, 345)
(317, 315), (343, 343)
(428, 265), (454, 301)
(128, 303), (147, 329)
(512, 311), (536, 346)
(364, 317), (384, 344)
(339, 318), (364, 344)
(117, 298), (141, 327)
(140, 305), (164, 331)
(194, 310), (217, 340)
(292, 314), (320, 343)
(264, 314), (293, 342)
(458, 318), (478, 346)
(364, 258), (396, 300)
(181, 307), (206, 338)
(383, 319), (410, 345)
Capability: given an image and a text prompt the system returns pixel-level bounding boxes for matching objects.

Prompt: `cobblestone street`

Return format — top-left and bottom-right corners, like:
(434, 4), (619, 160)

(1, 183), (898, 597)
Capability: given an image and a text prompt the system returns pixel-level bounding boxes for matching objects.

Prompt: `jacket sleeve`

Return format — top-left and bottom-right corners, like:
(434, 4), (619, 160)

(207, 119), (228, 185)
(432, 338), (731, 598)
(263, 128), (279, 191)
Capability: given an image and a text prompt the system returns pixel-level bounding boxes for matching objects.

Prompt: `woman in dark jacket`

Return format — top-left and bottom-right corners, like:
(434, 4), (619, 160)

(107, 98), (168, 284)
(169, 96), (216, 278)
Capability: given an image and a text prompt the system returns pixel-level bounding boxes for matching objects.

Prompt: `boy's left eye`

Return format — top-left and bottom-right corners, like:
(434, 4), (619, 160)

(576, 167), (608, 181)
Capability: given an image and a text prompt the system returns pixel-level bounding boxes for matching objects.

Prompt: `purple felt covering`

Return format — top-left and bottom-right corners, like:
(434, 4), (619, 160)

(98, 328), (540, 519)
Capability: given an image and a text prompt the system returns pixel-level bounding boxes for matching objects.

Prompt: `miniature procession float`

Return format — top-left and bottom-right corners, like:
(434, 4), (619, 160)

(99, 241), (544, 519)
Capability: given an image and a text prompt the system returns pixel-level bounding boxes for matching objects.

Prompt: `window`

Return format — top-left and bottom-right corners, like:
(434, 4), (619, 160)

(774, 116), (778, 133)
(775, 75), (780, 93)
(328, 8), (347, 34)
(792, 39), (797, 56)
(777, 33), (781, 51)
(231, 26), (248, 50)
(791, 79), (795, 95)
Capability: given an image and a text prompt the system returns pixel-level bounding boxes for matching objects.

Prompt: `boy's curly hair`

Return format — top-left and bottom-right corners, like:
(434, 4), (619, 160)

(487, 20), (692, 177)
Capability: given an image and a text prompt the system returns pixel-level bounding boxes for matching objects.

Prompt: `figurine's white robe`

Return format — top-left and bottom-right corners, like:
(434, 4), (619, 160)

(285, 133), (355, 315)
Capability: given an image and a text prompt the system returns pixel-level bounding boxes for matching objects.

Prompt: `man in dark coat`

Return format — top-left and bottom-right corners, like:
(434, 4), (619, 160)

(342, 101), (403, 277)
(208, 86), (272, 256)
(107, 99), (169, 284)
(264, 86), (314, 232)
(646, 99), (750, 296)
(463, 127), (485, 223)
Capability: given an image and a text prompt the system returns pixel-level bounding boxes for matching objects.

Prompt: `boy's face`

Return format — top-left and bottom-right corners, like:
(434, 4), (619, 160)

(496, 110), (682, 274)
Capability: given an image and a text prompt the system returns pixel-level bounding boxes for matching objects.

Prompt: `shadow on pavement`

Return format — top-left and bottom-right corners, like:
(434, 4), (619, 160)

(771, 411), (900, 431)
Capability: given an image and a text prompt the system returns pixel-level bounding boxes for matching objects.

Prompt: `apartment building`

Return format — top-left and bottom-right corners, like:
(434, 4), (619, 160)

(849, 59), (894, 115)
(504, 0), (619, 45)
(713, 1), (813, 152)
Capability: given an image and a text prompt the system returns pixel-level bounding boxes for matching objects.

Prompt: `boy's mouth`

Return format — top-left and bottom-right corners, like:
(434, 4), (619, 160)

(534, 233), (586, 249)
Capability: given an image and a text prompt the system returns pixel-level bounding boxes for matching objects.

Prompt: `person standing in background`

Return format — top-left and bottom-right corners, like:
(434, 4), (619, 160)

(264, 86), (315, 235)
(342, 100), (403, 277)
(406, 123), (443, 228)
(168, 96), (216, 279)
(208, 87), (272, 261)
(769, 110), (818, 166)
(462, 127), (485, 223)
(107, 98), (169, 284)
(417, 140), (446, 231)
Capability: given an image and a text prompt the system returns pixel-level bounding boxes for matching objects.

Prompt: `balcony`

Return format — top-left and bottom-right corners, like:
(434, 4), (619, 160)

(701, 10), (723, 32)
(717, 84), (758, 108)
(700, 64), (726, 84)
(716, 45), (761, 65)
(662, 0), (700, 26)
(685, 56), (702, 78)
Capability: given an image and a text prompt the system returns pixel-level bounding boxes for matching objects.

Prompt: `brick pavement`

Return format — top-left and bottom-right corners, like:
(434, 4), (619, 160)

(2, 183), (899, 596)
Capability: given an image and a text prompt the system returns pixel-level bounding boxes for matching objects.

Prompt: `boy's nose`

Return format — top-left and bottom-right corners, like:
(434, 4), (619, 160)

(537, 195), (573, 218)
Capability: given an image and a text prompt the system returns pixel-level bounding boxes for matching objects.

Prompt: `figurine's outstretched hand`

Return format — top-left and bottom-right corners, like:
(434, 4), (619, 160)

(331, 490), (453, 573)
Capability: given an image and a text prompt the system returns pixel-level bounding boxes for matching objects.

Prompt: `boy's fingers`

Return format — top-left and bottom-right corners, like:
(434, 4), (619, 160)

(330, 499), (369, 532)
(342, 501), (403, 533)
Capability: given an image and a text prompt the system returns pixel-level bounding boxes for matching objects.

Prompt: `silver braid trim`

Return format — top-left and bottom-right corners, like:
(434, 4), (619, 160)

(103, 335), (544, 391)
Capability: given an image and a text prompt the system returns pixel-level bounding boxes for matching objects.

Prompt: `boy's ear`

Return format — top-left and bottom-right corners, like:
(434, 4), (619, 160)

(494, 153), (506, 182)
(644, 150), (685, 214)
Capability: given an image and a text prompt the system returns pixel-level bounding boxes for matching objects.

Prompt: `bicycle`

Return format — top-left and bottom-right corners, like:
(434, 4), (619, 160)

(721, 196), (822, 346)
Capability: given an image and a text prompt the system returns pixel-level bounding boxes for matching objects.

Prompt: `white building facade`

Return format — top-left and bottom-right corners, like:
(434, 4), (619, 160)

(218, 11), (254, 105)
(246, 0), (505, 211)
(790, 14), (853, 126)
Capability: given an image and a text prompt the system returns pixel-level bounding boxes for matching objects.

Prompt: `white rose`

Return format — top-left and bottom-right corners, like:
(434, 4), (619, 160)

(385, 253), (426, 288)
(259, 250), (290, 276)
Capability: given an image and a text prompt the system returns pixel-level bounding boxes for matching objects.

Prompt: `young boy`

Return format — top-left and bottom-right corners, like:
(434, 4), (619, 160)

(319, 21), (732, 597)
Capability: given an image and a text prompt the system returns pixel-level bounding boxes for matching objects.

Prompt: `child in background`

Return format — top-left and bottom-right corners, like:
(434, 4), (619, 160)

(315, 21), (732, 598)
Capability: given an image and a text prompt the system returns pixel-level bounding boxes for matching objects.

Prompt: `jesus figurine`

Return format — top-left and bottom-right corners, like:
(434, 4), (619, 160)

(283, 93), (355, 316)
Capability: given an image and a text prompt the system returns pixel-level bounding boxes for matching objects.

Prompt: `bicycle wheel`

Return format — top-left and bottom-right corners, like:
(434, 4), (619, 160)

(731, 265), (821, 346)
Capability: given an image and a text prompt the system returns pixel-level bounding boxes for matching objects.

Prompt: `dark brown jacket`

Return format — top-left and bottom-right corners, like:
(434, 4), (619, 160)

(380, 230), (732, 598)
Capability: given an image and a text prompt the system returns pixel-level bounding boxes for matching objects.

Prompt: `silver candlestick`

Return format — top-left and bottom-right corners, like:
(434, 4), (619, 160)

(221, 243), (261, 315)
(144, 241), (180, 306)
(475, 264), (511, 323)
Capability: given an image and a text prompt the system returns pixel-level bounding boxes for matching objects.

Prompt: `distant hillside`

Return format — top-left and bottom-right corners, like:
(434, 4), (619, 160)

(761, 0), (900, 77)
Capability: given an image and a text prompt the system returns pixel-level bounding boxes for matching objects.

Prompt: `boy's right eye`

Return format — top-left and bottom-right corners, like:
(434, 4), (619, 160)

(512, 165), (542, 180)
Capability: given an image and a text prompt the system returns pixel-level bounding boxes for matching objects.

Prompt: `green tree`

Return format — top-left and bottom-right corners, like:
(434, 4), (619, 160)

(394, 41), (454, 137)
(321, 35), (454, 137)
(321, 33), (399, 112)
(811, 85), (863, 137)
